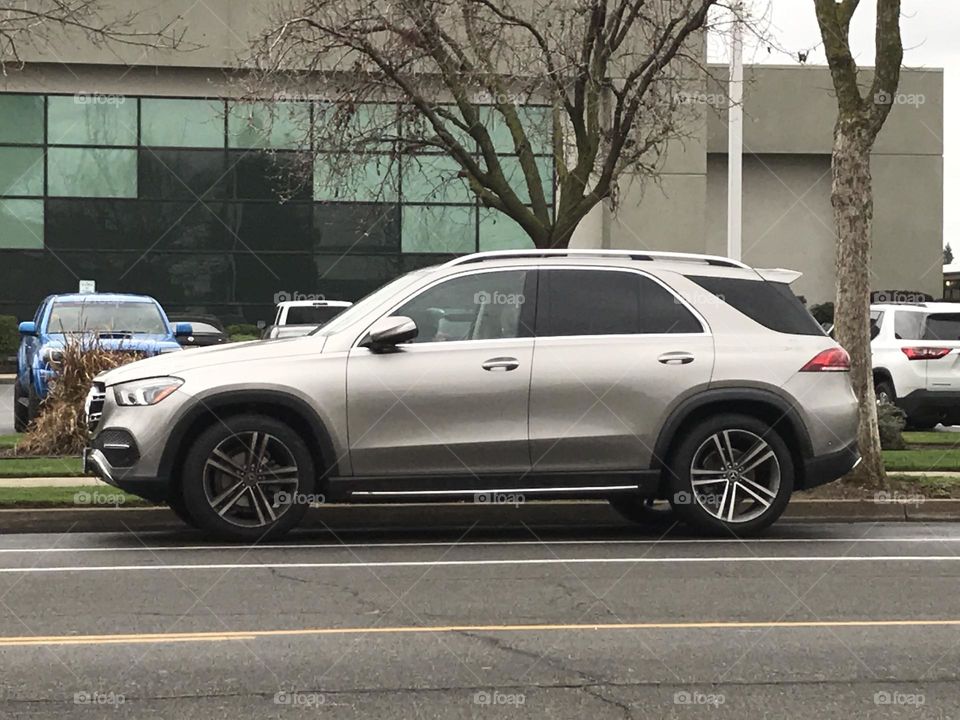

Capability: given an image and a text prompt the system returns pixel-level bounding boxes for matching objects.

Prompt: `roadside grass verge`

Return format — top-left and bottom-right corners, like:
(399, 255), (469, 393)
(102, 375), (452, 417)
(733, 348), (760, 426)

(0, 457), (84, 477)
(902, 431), (960, 448)
(0, 486), (147, 507)
(0, 434), (20, 451)
(882, 449), (960, 472)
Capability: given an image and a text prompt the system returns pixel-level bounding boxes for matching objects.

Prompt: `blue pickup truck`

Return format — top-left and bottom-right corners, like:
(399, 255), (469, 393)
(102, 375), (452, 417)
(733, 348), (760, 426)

(14, 293), (190, 431)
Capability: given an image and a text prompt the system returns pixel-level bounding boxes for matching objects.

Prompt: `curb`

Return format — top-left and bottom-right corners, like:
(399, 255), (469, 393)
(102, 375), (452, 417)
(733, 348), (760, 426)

(2, 499), (960, 535)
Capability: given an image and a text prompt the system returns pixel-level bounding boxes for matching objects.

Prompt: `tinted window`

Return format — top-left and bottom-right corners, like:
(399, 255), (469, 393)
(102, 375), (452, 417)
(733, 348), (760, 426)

(183, 322), (221, 334)
(286, 306), (346, 325)
(393, 270), (530, 343)
(689, 276), (823, 336)
(922, 313), (960, 341)
(870, 311), (884, 340)
(539, 269), (702, 336)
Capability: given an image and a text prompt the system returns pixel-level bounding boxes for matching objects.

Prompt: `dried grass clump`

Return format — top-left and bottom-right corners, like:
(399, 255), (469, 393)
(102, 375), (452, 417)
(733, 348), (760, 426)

(19, 338), (142, 456)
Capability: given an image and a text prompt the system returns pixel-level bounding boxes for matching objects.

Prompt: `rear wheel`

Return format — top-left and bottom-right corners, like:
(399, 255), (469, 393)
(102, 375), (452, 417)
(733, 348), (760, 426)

(667, 414), (794, 535)
(180, 414), (315, 541)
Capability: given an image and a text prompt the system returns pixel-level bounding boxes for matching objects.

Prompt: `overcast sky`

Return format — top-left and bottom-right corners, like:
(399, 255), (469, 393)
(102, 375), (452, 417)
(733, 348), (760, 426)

(708, 1), (956, 247)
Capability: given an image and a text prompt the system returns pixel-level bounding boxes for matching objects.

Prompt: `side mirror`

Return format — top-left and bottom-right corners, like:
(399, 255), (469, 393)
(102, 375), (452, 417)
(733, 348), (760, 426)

(174, 322), (193, 337)
(18, 321), (37, 336)
(360, 316), (418, 351)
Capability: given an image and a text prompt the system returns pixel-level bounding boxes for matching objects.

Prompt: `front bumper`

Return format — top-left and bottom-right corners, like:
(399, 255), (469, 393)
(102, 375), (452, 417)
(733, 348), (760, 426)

(897, 390), (960, 425)
(800, 440), (860, 489)
(83, 447), (171, 503)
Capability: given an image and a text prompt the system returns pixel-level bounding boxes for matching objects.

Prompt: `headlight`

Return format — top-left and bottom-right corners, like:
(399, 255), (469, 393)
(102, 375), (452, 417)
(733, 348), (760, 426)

(113, 377), (183, 406)
(41, 347), (64, 365)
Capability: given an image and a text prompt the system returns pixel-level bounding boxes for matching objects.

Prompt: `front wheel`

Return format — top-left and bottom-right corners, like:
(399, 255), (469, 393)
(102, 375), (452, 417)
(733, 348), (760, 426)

(180, 414), (316, 541)
(667, 414), (794, 535)
(13, 381), (28, 433)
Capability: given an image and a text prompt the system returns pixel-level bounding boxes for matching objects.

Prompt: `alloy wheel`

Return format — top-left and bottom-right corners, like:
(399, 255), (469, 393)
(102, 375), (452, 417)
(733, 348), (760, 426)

(687, 429), (781, 524)
(202, 431), (300, 528)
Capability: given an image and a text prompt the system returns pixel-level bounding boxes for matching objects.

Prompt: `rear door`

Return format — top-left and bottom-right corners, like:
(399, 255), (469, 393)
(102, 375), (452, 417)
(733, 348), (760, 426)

(528, 267), (714, 472)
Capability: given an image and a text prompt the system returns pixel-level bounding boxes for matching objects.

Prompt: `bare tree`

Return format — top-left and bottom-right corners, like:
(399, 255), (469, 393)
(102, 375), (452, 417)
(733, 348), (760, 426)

(0, 0), (186, 68)
(813, 0), (903, 487)
(251, 0), (729, 248)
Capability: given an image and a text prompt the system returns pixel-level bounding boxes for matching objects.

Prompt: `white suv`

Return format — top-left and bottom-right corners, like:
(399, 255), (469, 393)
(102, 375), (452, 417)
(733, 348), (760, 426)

(871, 302), (960, 428)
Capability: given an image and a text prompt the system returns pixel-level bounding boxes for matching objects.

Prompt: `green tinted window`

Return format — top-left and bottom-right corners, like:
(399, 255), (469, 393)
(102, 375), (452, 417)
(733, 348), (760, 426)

(0, 148), (44, 196)
(0, 199), (43, 248)
(0, 95), (43, 144)
(48, 96), (137, 146)
(314, 153), (398, 202)
(141, 99), (224, 147)
(497, 156), (554, 205)
(480, 105), (552, 155)
(401, 205), (476, 253)
(479, 209), (534, 251)
(402, 154), (472, 204)
(316, 103), (398, 152)
(48, 148), (137, 197)
(228, 101), (310, 149)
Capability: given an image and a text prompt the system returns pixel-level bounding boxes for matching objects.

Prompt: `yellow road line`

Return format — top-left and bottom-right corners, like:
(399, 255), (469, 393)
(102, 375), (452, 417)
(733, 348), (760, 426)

(0, 619), (958, 648)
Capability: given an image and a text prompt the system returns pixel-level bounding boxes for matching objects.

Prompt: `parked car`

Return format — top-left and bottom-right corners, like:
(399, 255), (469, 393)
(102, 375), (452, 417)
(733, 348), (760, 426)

(168, 314), (229, 348)
(83, 250), (859, 540)
(262, 324), (320, 340)
(14, 293), (189, 431)
(871, 301), (960, 428)
(274, 300), (351, 326)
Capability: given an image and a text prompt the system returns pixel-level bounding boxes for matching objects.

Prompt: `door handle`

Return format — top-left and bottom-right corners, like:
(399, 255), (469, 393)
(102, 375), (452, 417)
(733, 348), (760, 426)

(482, 356), (519, 372)
(658, 351), (695, 365)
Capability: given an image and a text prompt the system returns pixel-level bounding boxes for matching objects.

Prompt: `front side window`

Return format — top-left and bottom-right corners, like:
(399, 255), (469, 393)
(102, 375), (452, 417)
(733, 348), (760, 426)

(539, 269), (702, 337)
(393, 270), (531, 343)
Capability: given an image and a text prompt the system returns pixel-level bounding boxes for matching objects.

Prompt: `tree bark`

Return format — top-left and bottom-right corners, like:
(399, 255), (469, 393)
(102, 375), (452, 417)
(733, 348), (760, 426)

(830, 118), (886, 488)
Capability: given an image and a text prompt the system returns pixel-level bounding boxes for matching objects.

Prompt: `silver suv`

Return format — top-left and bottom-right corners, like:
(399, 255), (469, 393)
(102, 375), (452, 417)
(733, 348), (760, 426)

(83, 250), (860, 540)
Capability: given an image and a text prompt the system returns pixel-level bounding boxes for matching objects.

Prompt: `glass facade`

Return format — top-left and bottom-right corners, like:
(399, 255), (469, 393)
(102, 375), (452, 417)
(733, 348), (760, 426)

(0, 93), (548, 323)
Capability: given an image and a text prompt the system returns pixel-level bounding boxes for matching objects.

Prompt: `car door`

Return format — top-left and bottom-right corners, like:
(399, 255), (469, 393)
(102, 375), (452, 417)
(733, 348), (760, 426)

(529, 267), (714, 472)
(346, 268), (536, 477)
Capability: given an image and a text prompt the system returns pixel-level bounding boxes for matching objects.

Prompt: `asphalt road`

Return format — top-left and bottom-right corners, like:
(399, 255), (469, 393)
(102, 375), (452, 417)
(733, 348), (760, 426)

(1, 516), (960, 718)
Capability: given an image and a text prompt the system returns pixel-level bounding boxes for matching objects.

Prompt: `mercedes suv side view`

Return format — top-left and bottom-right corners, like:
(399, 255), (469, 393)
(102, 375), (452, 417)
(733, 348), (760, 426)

(83, 250), (860, 540)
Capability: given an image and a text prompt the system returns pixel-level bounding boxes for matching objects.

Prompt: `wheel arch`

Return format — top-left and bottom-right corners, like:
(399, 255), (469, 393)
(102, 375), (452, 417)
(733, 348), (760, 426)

(652, 388), (814, 489)
(873, 367), (895, 394)
(158, 390), (340, 501)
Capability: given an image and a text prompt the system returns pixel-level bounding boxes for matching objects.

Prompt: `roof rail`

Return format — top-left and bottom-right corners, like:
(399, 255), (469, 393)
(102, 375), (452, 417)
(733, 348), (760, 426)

(441, 249), (751, 270)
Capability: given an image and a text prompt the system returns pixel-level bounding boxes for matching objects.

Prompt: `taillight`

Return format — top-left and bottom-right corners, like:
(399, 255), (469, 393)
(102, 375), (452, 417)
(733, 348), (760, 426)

(901, 347), (952, 361)
(800, 347), (851, 372)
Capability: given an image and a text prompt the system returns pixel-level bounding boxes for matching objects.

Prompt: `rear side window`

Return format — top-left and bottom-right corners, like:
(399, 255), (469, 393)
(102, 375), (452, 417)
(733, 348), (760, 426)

(538, 269), (702, 336)
(689, 275), (823, 336)
(895, 312), (960, 341)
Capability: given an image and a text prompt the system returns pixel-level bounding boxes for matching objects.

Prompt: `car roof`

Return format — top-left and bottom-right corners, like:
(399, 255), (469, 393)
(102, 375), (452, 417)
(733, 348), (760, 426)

(49, 293), (159, 304)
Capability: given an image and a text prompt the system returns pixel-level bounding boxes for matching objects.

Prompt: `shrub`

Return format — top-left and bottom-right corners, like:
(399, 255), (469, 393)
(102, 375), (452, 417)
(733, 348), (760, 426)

(18, 338), (142, 456)
(877, 401), (907, 451)
(0, 315), (18, 358)
(226, 323), (261, 341)
(809, 302), (834, 325)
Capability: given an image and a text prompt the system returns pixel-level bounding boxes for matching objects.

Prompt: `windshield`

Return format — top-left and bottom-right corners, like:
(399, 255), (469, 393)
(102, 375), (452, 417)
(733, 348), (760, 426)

(311, 270), (432, 337)
(287, 305), (347, 325)
(47, 301), (168, 334)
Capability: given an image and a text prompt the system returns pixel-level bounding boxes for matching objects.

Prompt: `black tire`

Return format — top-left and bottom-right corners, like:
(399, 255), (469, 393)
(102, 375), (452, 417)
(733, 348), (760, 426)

(667, 413), (795, 536)
(13, 381), (28, 433)
(874, 379), (896, 407)
(608, 496), (678, 527)
(26, 382), (40, 426)
(180, 414), (316, 541)
(167, 489), (199, 529)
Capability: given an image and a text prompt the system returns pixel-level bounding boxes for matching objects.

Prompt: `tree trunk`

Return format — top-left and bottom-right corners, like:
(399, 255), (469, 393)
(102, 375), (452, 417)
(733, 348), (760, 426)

(830, 119), (886, 489)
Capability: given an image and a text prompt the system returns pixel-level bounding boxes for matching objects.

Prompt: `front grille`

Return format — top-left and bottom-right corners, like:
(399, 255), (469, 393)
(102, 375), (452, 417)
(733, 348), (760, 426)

(85, 382), (106, 433)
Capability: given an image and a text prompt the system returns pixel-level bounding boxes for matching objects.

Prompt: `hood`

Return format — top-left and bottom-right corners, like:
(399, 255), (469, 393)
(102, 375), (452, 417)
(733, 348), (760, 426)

(97, 335), (328, 386)
(44, 333), (181, 355)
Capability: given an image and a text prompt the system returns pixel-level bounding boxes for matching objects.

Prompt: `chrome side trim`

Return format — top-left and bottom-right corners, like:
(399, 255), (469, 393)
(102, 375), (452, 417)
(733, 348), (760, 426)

(350, 485), (639, 497)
